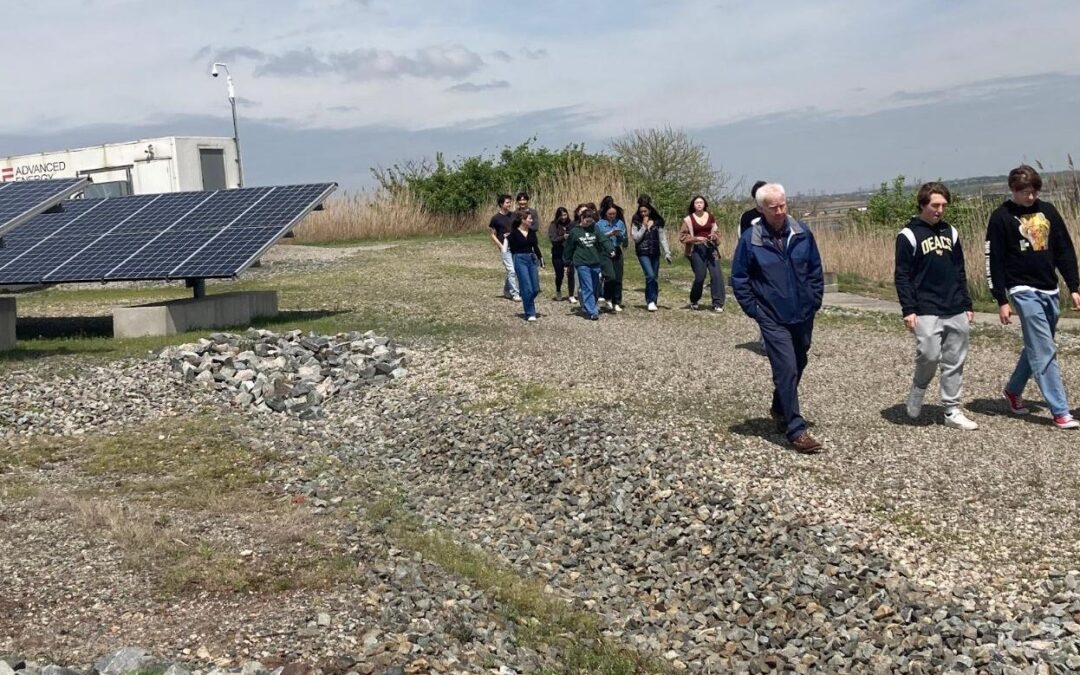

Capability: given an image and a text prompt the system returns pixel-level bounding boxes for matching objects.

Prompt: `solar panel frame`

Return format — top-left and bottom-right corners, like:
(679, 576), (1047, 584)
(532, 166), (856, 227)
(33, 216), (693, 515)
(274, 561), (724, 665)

(0, 177), (90, 236)
(0, 182), (336, 284)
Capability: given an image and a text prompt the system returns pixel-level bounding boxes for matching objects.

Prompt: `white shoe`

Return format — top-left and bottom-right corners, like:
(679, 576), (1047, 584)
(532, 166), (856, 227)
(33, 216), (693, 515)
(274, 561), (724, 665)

(905, 386), (926, 419)
(647, 302), (658, 312)
(511, 295), (522, 302)
(526, 315), (537, 322)
(944, 409), (978, 430)
(613, 304), (623, 313)
(569, 296), (578, 305)
(598, 297), (606, 306)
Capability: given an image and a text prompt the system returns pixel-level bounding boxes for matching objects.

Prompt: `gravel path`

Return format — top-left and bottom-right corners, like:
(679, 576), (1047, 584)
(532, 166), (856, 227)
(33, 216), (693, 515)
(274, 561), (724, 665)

(5, 237), (1080, 672)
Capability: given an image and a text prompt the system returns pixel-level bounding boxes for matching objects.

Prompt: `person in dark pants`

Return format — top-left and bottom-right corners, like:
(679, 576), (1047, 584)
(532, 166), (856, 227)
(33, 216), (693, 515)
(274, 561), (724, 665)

(597, 204), (627, 312)
(678, 195), (725, 311)
(547, 207), (575, 302)
(731, 183), (825, 454)
(739, 180), (768, 235)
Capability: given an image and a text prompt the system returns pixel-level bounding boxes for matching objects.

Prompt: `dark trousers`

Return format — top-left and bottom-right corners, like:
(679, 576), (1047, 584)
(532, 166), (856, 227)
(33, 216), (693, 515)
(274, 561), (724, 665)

(759, 314), (814, 440)
(689, 245), (725, 307)
(552, 246), (575, 296)
(603, 251), (624, 306)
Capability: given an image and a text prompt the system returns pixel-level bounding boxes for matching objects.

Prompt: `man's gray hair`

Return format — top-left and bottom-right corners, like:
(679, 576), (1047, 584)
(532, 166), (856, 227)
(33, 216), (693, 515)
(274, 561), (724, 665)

(755, 183), (786, 209)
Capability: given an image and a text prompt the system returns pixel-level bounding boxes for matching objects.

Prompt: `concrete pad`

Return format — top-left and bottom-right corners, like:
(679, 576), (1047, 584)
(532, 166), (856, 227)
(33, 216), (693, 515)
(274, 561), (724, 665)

(0, 297), (15, 350)
(113, 291), (278, 338)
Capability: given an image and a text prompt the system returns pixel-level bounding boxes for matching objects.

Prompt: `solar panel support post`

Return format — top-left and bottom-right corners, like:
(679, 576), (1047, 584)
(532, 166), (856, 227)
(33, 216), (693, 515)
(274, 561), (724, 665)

(186, 278), (206, 299)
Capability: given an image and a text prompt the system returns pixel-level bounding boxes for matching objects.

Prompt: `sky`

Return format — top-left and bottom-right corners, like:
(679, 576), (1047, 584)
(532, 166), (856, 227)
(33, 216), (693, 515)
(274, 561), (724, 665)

(4, 0), (1080, 194)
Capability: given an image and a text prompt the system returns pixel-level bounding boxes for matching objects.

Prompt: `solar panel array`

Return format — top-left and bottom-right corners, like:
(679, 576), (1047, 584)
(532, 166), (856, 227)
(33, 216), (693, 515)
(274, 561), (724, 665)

(0, 178), (89, 236)
(0, 183), (336, 284)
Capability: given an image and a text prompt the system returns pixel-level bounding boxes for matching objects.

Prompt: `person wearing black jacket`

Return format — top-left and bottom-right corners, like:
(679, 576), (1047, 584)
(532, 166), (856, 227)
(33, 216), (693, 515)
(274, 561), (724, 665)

(547, 207), (575, 302)
(739, 180), (768, 235)
(986, 164), (1080, 428)
(506, 208), (544, 322)
(894, 182), (977, 430)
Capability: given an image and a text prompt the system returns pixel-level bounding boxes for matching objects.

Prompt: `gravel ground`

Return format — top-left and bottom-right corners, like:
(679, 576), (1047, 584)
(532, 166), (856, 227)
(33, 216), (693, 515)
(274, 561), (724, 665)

(5, 239), (1080, 672)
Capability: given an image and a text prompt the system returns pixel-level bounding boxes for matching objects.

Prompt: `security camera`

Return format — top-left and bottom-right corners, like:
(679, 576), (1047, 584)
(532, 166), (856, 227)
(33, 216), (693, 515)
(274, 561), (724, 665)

(211, 64), (220, 77)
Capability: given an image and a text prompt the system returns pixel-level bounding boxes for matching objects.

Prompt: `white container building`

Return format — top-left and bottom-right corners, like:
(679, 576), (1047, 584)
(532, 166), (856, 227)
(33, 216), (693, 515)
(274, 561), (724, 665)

(0, 136), (241, 197)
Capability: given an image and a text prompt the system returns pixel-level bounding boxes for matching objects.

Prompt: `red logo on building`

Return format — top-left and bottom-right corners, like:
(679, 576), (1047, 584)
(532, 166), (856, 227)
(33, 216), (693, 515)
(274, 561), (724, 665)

(1, 168), (12, 182)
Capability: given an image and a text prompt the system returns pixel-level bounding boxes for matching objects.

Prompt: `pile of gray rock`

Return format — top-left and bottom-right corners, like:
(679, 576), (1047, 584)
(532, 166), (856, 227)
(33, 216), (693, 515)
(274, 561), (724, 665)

(162, 329), (409, 419)
(0, 649), (344, 675)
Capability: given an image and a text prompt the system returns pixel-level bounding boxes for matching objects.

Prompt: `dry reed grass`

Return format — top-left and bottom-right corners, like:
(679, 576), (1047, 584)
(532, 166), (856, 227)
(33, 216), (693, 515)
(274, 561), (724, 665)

(293, 161), (637, 243)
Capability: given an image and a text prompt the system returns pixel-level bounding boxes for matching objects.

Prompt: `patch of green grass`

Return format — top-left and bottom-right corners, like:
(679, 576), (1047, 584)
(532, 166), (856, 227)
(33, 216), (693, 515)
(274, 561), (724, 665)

(0, 477), (40, 502)
(363, 490), (670, 675)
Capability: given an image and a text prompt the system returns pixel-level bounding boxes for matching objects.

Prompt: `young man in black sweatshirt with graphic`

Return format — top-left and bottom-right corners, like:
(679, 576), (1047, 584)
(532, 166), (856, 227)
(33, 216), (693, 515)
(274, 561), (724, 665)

(895, 182), (978, 430)
(986, 164), (1080, 429)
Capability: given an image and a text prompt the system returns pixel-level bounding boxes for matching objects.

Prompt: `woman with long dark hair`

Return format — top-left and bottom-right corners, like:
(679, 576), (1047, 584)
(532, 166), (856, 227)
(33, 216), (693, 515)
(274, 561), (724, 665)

(597, 202), (627, 312)
(678, 195), (725, 311)
(547, 206), (576, 302)
(506, 208), (544, 321)
(632, 198), (672, 311)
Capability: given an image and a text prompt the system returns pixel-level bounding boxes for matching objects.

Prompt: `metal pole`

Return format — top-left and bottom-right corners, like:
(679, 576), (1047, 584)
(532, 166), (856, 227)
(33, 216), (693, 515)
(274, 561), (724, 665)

(230, 95), (244, 188)
(188, 278), (206, 299)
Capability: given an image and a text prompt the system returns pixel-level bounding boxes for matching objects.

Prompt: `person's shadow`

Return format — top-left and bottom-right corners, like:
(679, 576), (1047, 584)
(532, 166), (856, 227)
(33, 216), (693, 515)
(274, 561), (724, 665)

(966, 397), (1053, 426)
(735, 341), (767, 356)
(880, 403), (940, 426)
(729, 417), (817, 447)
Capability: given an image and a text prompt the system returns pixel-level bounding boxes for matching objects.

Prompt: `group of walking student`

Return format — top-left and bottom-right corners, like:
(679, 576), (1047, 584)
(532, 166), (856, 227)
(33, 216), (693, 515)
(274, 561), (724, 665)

(489, 191), (725, 321)
(487, 164), (1080, 454)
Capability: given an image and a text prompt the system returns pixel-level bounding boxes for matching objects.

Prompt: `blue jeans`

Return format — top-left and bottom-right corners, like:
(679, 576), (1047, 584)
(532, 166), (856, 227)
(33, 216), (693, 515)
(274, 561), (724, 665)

(1007, 290), (1070, 416)
(575, 264), (602, 318)
(513, 253), (541, 318)
(638, 255), (660, 304)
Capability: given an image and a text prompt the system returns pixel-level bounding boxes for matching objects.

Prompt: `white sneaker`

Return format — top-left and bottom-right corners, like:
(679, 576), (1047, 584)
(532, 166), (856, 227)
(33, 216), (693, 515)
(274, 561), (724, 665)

(569, 296), (578, 305)
(905, 385), (926, 419)
(647, 302), (658, 312)
(613, 304), (623, 313)
(598, 297), (606, 306)
(944, 409), (978, 430)
(511, 295), (522, 302)
(526, 315), (537, 322)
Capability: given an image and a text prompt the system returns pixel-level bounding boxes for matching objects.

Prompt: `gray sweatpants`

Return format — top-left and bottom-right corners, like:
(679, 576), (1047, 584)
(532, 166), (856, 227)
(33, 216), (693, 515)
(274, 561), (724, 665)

(912, 312), (970, 409)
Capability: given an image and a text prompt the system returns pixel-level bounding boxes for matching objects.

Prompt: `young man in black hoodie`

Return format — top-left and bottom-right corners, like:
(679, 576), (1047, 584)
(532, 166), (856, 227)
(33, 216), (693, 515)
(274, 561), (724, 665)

(986, 164), (1080, 429)
(894, 182), (977, 430)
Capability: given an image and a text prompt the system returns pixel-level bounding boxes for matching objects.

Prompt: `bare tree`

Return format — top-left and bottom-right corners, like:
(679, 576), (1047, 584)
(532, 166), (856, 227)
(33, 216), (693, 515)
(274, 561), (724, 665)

(609, 127), (731, 214)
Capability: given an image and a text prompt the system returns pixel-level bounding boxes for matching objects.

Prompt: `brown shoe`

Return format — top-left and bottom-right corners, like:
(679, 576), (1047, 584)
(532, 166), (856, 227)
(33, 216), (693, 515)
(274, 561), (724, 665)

(790, 432), (823, 454)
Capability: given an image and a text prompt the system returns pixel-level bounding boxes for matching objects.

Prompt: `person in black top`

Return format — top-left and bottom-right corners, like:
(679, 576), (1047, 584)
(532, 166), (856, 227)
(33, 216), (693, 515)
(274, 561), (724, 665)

(547, 207), (575, 301)
(489, 193), (520, 300)
(507, 208), (544, 321)
(894, 182), (977, 430)
(739, 180), (768, 235)
(986, 164), (1080, 428)
(516, 192), (542, 232)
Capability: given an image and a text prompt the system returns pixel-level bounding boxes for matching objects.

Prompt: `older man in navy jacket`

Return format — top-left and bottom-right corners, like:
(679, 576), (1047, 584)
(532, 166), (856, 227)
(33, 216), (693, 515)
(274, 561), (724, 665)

(731, 183), (825, 454)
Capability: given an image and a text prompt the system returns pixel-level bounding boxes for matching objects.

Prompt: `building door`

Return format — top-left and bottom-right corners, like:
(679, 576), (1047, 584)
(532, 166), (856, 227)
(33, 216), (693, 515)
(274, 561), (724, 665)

(199, 148), (227, 191)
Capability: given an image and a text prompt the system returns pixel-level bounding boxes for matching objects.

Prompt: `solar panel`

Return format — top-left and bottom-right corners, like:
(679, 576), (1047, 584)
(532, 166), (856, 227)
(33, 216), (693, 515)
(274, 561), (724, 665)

(0, 183), (336, 284)
(0, 177), (89, 236)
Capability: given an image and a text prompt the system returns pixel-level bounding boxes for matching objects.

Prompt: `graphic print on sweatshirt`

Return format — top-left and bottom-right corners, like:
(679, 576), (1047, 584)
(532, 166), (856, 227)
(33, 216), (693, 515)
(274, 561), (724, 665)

(579, 232), (597, 247)
(1018, 213), (1051, 252)
(920, 234), (954, 256)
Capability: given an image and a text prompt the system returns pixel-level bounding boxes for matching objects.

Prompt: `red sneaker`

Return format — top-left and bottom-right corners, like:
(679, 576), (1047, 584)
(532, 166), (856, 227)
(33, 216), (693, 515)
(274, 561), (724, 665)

(1002, 389), (1029, 415)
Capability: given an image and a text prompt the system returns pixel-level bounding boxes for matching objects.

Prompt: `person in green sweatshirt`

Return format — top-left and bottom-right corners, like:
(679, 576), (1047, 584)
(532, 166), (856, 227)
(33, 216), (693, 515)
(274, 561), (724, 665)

(562, 208), (615, 320)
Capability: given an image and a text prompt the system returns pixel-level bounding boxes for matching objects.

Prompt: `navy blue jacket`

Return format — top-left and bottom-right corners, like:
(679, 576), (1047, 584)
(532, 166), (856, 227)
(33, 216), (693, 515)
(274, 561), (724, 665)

(731, 217), (824, 325)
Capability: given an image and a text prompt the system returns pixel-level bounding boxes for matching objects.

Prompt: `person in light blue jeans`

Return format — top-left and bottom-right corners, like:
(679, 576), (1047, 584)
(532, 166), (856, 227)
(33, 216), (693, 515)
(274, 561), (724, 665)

(986, 164), (1080, 428)
(506, 209), (544, 321)
(1005, 290), (1070, 416)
